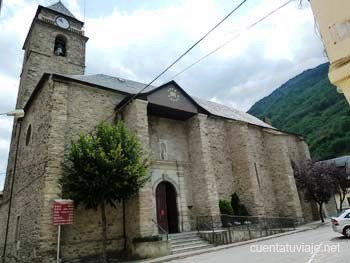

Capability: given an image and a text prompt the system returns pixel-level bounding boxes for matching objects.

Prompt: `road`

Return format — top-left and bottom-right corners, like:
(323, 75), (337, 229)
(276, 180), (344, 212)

(169, 224), (350, 263)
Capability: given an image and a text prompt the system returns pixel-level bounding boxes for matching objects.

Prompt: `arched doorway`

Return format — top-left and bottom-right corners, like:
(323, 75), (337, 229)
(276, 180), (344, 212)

(156, 182), (179, 233)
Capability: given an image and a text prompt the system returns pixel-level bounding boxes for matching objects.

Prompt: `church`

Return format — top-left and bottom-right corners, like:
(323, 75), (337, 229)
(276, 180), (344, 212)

(0, 2), (316, 262)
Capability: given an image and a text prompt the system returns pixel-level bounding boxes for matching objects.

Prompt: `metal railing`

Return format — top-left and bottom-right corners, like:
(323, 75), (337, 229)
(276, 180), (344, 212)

(196, 215), (303, 233)
(152, 219), (168, 241)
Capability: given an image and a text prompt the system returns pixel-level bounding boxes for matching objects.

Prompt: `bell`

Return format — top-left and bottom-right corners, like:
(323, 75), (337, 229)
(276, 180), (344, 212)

(55, 47), (64, 56)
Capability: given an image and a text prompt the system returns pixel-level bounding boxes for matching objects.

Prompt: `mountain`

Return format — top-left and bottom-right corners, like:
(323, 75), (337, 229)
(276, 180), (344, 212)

(248, 63), (350, 160)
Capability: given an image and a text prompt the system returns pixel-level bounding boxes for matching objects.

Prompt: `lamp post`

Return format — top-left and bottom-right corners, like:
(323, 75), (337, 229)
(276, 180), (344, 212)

(0, 110), (25, 118)
(1, 109), (25, 263)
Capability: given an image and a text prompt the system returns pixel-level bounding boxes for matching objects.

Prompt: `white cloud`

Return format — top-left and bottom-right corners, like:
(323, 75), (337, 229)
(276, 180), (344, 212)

(0, 0), (327, 189)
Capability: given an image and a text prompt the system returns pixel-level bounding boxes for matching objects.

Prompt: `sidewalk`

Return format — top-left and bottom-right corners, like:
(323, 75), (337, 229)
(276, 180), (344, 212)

(125, 219), (330, 263)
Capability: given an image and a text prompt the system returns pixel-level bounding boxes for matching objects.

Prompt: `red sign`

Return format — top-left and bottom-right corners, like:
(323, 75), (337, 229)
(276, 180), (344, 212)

(53, 199), (74, 225)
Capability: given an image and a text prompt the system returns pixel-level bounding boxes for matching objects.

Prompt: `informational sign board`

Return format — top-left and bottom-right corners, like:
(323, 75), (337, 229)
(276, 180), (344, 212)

(53, 199), (74, 225)
(53, 199), (74, 263)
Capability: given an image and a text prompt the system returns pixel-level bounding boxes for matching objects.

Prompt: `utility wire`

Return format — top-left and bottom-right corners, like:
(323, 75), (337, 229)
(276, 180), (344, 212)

(0, 0), (295, 177)
(116, 0), (249, 113)
(0, 0), (249, 178)
(168, 0), (295, 81)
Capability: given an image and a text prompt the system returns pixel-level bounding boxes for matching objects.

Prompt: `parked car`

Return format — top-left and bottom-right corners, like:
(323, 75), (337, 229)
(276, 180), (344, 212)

(331, 209), (350, 237)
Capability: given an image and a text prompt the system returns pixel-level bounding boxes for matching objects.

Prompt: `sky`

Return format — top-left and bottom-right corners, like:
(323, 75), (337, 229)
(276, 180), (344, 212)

(0, 0), (327, 188)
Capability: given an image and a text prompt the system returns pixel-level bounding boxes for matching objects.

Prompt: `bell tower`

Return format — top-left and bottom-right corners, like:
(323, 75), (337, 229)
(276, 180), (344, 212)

(17, 1), (88, 108)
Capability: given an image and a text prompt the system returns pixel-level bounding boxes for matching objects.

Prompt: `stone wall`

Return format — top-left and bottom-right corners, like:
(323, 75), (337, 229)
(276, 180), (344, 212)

(148, 116), (192, 232)
(1, 78), (127, 262)
(148, 116), (189, 162)
(263, 130), (303, 218)
(199, 116), (313, 220)
(186, 114), (220, 217)
(123, 100), (154, 246)
(206, 118), (234, 201)
(0, 77), (54, 262)
(285, 136), (318, 221)
(226, 122), (266, 216)
(50, 79), (126, 262)
(18, 19), (87, 108)
(1, 75), (316, 262)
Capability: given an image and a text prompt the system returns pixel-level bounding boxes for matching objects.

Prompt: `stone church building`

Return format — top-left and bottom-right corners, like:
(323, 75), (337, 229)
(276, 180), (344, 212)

(0, 2), (315, 262)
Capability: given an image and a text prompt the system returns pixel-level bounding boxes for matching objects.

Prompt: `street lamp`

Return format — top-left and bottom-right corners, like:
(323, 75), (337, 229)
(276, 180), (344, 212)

(1, 109), (25, 263)
(0, 110), (25, 118)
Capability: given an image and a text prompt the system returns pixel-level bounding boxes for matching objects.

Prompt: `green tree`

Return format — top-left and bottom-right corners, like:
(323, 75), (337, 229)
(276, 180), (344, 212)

(60, 121), (149, 263)
(333, 166), (350, 212)
(292, 160), (337, 222)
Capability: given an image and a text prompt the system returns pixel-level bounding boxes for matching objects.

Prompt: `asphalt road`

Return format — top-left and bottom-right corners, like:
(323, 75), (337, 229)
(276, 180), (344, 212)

(169, 224), (350, 263)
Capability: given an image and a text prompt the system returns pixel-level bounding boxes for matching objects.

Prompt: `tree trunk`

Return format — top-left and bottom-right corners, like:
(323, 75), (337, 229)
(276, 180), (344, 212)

(101, 201), (108, 263)
(123, 199), (127, 251)
(340, 190), (345, 212)
(340, 199), (344, 213)
(318, 202), (324, 223)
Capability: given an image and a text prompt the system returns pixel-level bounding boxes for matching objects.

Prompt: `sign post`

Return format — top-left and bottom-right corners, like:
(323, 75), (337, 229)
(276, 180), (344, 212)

(53, 199), (74, 263)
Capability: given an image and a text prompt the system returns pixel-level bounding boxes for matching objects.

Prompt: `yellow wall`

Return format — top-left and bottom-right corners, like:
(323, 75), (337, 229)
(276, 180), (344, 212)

(310, 0), (350, 102)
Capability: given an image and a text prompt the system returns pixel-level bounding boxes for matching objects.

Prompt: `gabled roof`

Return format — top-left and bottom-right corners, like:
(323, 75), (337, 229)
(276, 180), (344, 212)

(53, 74), (273, 129)
(47, 1), (76, 19)
(193, 97), (273, 129)
(62, 74), (156, 94)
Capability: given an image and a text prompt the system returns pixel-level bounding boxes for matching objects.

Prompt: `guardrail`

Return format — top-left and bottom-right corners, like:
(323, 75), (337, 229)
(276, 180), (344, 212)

(152, 219), (168, 241)
(196, 215), (303, 232)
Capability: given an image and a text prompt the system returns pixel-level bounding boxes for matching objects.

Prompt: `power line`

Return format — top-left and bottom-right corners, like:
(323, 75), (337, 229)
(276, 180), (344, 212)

(1, 0), (250, 178)
(168, 0), (295, 81)
(1, 0), (289, 178)
(116, 0), (249, 113)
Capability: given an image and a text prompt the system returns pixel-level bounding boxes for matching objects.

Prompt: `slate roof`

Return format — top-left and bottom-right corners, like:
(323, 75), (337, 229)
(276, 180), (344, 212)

(63, 74), (156, 94)
(61, 73), (273, 129)
(47, 1), (76, 19)
(193, 97), (273, 129)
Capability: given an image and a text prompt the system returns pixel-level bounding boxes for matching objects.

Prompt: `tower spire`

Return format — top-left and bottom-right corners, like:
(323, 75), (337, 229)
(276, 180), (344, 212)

(47, 1), (77, 19)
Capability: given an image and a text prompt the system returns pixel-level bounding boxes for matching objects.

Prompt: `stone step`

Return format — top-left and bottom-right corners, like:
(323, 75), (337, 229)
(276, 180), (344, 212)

(170, 237), (203, 244)
(171, 240), (208, 249)
(168, 232), (199, 240)
(172, 243), (214, 254)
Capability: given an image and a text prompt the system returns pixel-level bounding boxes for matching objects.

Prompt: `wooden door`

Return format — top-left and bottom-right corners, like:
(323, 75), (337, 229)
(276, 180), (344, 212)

(166, 183), (179, 233)
(156, 182), (168, 232)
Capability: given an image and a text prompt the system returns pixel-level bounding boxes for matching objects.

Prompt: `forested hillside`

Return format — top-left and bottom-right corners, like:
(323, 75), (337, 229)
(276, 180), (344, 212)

(248, 63), (350, 160)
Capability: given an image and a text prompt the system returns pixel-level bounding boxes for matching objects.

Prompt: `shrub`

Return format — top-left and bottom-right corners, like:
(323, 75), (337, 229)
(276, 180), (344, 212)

(219, 199), (234, 215)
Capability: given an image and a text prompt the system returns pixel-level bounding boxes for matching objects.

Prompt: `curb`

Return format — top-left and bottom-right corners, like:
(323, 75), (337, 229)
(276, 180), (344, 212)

(126, 225), (322, 263)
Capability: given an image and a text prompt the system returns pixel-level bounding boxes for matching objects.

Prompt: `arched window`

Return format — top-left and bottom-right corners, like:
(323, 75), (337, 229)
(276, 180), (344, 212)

(54, 35), (67, 57)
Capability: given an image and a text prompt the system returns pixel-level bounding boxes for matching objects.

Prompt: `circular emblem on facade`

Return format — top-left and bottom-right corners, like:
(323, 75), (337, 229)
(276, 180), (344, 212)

(167, 87), (180, 102)
(55, 16), (70, 29)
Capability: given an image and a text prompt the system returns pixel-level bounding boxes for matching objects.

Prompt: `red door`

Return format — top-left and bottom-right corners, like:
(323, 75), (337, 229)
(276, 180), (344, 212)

(156, 182), (179, 233)
(156, 182), (168, 232)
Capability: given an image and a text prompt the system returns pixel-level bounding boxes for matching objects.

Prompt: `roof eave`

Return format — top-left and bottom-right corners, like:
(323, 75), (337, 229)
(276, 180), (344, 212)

(36, 5), (84, 25)
(23, 73), (131, 112)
